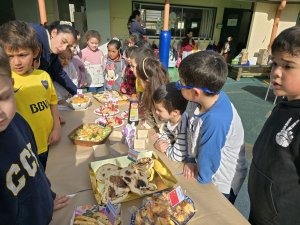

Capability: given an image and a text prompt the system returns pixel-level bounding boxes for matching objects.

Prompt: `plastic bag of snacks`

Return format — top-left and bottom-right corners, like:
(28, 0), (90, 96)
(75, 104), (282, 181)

(130, 191), (196, 225)
(70, 204), (121, 225)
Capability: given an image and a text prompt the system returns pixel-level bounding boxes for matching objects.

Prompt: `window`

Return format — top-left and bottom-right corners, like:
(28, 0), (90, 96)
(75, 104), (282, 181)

(132, 2), (216, 39)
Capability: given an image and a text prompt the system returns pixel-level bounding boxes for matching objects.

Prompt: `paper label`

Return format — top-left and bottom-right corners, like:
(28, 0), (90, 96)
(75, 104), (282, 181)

(169, 186), (185, 207)
(77, 89), (83, 95)
(129, 103), (139, 122)
(105, 201), (120, 224)
(127, 148), (139, 162)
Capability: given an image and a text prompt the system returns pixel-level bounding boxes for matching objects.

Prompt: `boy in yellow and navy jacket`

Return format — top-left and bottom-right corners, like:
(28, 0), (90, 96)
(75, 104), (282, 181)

(0, 20), (61, 169)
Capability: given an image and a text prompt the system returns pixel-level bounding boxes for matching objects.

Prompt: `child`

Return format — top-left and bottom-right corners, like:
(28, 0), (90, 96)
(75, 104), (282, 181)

(31, 21), (77, 95)
(152, 82), (188, 162)
(120, 46), (136, 95)
(54, 48), (78, 102)
(221, 35), (233, 63)
(248, 26), (300, 224)
(0, 46), (68, 225)
(135, 56), (169, 129)
(58, 48), (78, 87)
(129, 46), (154, 101)
(80, 30), (105, 92)
(104, 38), (126, 91)
(71, 31), (87, 88)
(0, 20), (61, 169)
(178, 51), (247, 204)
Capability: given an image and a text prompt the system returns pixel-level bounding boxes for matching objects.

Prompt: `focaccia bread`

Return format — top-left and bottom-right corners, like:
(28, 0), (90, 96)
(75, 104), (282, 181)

(101, 175), (130, 204)
(96, 164), (121, 182)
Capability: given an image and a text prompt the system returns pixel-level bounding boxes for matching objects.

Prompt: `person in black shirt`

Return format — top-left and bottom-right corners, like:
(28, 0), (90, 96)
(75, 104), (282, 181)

(248, 26), (300, 225)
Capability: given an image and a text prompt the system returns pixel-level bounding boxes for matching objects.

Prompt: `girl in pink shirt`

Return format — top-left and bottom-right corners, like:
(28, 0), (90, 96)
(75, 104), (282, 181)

(80, 30), (105, 92)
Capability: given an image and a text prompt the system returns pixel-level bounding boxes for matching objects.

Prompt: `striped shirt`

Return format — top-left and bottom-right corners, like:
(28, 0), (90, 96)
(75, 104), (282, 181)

(158, 112), (188, 162)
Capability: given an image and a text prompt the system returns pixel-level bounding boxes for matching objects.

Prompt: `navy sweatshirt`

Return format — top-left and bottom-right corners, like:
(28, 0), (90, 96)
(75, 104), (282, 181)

(32, 24), (77, 95)
(0, 113), (54, 225)
(248, 99), (300, 225)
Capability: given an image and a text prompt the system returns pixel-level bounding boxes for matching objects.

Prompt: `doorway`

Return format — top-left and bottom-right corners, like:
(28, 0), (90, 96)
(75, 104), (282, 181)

(0, 0), (15, 25)
(220, 8), (253, 60)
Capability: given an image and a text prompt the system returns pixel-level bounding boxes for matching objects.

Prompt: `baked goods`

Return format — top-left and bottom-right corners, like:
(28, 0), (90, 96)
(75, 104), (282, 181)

(96, 164), (121, 181)
(72, 204), (121, 225)
(96, 157), (157, 204)
(101, 175), (130, 204)
(93, 90), (129, 104)
(133, 192), (195, 225)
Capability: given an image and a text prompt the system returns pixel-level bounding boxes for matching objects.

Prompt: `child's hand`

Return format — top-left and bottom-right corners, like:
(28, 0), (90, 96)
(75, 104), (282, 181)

(150, 132), (160, 142)
(183, 163), (197, 179)
(48, 125), (61, 145)
(53, 195), (70, 211)
(154, 140), (169, 153)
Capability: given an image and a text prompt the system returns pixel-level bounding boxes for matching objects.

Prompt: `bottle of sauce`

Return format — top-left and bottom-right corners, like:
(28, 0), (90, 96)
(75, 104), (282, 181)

(128, 94), (139, 126)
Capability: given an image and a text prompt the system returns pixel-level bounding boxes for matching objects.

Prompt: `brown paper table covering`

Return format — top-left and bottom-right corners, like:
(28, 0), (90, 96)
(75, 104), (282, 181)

(46, 95), (250, 225)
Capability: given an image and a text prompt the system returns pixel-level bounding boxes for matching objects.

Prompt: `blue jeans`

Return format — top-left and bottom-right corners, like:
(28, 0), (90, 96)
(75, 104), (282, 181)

(223, 188), (237, 204)
(86, 86), (104, 93)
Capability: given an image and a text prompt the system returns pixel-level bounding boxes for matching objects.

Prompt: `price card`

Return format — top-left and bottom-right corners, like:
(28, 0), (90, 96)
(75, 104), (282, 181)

(169, 186), (185, 207)
(104, 201), (120, 224)
(77, 89), (83, 95)
(127, 148), (139, 162)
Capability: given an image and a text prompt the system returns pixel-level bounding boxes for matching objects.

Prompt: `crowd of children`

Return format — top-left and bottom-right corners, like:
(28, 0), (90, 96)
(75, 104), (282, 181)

(0, 17), (300, 225)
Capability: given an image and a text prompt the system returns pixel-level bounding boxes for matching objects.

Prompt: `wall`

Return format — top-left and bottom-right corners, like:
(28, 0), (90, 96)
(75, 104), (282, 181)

(45, 0), (59, 23)
(13, 0), (39, 23)
(86, 0), (111, 43)
(247, 2), (300, 58)
(109, 0), (252, 44)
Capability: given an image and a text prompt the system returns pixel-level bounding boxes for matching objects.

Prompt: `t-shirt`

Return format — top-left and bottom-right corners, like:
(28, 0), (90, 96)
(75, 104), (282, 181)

(186, 91), (247, 195)
(12, 69), (58, 155)
(80, 47), (105, 87)
(0, 113), (54, 225)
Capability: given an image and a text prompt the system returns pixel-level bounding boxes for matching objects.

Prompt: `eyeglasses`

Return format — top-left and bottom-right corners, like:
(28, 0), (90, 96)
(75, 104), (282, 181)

(175, 80), (217, 94)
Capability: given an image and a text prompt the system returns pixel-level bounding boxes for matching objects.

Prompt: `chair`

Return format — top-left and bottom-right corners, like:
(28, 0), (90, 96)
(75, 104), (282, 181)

(264, 79), (278, 104)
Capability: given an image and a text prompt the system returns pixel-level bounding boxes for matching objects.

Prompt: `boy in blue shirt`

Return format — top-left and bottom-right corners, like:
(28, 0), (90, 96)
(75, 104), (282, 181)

(0, 47), (68, 225)
(178, 51), (247, 203)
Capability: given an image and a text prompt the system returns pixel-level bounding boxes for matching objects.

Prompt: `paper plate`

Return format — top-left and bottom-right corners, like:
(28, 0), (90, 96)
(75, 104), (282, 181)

(120, 111), (129, 119)
(93, 107), (119, 116)
(95, 116), (125, 128)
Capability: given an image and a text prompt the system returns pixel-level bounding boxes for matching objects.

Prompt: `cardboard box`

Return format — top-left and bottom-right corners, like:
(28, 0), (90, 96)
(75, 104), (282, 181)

(257, 49), (269, 65)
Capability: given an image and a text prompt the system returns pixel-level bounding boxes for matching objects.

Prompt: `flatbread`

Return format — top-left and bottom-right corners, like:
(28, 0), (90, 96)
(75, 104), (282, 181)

(119, 167), (157, 196)
(101, 175), (130, 204)
(96, 164), (121, 182)
(129, 157), (154, 180)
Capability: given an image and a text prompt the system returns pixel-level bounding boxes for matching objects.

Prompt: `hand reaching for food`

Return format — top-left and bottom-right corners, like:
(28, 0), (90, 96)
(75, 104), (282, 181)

(53, 195), (70, 211)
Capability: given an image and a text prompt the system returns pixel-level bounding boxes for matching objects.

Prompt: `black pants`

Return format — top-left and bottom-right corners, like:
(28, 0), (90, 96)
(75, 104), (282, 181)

(38, 151), (49, 170)
(223, 188), (237, 204)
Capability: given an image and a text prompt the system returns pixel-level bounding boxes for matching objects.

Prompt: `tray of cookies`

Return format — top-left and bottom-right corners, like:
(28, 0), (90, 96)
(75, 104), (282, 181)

(68, 123), (113, 147)
(89, 151), (177, 205)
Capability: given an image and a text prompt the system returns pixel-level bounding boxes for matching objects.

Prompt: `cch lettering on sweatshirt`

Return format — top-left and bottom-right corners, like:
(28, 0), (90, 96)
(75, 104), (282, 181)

(29, 100), (49, 114)
(6, 143), (40, 196)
